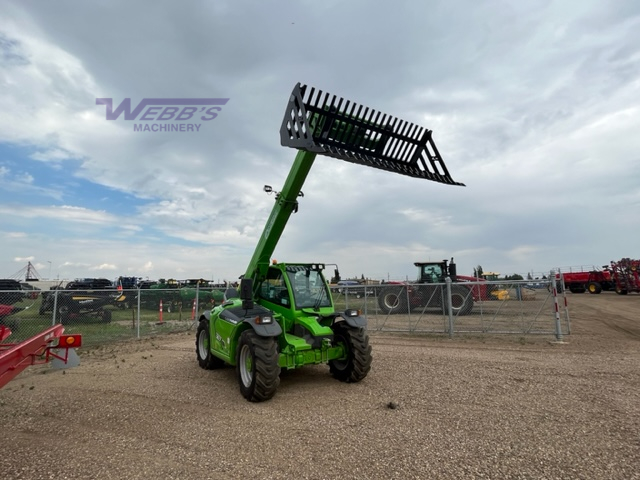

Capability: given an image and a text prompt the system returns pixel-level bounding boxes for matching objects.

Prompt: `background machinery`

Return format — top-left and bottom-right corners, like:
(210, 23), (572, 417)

(555, 259), (639, 295)
(196, 83), (465, 401)
(377, 258), (479, 315)
(39, 278), (122, 324)
(608, 258), (640, 295)
(114, 277), (222, 312)
(555, 268), (614, 294)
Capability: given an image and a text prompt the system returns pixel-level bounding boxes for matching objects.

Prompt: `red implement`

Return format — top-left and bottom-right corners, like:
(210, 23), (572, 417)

(0, 324), (82, 389)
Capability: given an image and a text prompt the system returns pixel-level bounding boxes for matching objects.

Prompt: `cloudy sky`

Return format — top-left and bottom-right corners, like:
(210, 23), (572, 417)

(1, 0), (639, 284)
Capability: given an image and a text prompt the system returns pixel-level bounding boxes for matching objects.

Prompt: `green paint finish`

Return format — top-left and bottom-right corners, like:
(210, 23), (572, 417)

(295, 314), (333, 337)
(204, 145), (355, 374)
(279, 344), (346, 369)
(243, 150), (317, 291)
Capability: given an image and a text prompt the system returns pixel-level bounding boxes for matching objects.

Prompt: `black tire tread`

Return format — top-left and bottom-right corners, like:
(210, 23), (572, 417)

(196, 320), (225, 370)
(329, 323), (372, 383)
(448, 285), (474, 316)
(238, 330), (280, 402)
(377, 287), (409, 314)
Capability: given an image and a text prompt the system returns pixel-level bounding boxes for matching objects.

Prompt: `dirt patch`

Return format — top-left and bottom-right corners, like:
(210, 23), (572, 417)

(0, 293), (638, 479)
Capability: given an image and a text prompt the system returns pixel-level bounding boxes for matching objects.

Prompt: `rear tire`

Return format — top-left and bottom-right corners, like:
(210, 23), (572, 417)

(196, 320), (225, 369)
(615, 286), (628, 295)
(446, 285), (474, 315)
(102, 309), (112, 323)
(236, 330), (280, 402)
(329, 323), (372, 383)
(587, 282), (602, 294)
(377, 287), (409, 314)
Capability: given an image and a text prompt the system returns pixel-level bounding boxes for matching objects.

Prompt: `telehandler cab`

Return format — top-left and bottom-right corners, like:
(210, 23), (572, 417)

(196, 83), (465, 401)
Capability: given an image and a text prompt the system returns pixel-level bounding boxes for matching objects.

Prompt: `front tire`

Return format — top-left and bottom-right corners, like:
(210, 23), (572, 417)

(196, 319), (225, 370)
(236, 330), (280, 402)
(377, 287), (409, 314)
(329, 323), (372, 383)
(587, 282), (602, 294)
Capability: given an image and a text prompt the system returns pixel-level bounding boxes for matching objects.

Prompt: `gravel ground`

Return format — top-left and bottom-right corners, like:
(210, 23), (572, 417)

(1, 292), (638, 479)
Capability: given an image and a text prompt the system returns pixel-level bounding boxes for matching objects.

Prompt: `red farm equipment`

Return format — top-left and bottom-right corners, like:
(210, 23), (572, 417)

(377, 258), (495, 315)
(555, 268), (614, 294)
(0, 324), (82, 389)
(607, 258), (640, 295)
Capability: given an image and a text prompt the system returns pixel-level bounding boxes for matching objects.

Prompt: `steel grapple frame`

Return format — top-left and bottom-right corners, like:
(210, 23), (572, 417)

(280, 83), (464, 186)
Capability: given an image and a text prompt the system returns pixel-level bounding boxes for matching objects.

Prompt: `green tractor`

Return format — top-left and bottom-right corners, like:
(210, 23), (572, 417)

(196, 83), (465, 401)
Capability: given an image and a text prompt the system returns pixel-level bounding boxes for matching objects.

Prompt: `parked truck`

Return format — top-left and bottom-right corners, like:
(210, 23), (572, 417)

(195, 82), (465, 401)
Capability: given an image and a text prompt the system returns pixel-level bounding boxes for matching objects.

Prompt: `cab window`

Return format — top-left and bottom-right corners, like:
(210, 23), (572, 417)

(422, 265), (443, 283)
(258, 268), (291, 306)
(285, 267), (331, 309)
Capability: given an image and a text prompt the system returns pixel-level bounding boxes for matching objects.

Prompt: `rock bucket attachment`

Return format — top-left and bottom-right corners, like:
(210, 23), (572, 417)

(280, 83), (465, 186)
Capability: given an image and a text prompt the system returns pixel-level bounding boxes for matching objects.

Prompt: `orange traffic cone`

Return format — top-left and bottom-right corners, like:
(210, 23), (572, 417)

(157, 300), (164, 325)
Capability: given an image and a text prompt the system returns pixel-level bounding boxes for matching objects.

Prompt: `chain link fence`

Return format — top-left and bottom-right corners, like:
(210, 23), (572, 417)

(1, 275), (570, 347)
(334, 278), (569, 338)
(0, 286), (224, 346)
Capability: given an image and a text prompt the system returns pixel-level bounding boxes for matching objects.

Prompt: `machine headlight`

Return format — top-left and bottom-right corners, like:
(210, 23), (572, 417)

(255, 315), (273, 324)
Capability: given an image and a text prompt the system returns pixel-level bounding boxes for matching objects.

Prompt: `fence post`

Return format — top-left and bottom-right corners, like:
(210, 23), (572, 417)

(559, 272), (571, 335)
(195, 282), (200, 321)
(551, 269), (564, 341)
(136, 287), (141, 339)
(52, 289), (59, 325)
(445, 277), (454, 338)
(405, 285), (411, 332)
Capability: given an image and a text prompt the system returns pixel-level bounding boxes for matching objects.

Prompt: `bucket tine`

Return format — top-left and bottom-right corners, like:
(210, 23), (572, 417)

(280, 83), (465, 186)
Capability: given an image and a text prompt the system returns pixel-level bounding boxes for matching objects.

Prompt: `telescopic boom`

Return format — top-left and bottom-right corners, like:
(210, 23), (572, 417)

(244, 83), (465, 290)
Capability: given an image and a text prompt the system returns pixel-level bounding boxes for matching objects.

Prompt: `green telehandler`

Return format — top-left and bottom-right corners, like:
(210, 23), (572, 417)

(196, 83), (465, 401)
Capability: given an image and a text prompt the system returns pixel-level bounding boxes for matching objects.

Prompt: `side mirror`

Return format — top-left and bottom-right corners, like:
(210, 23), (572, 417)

(240, 278), (254, 309)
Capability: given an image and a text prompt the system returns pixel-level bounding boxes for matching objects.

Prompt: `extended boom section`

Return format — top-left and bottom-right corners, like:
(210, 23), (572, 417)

(280, 83), (465, 186)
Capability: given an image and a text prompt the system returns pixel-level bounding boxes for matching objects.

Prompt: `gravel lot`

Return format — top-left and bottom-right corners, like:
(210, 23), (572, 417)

(1, 292), (638, 479)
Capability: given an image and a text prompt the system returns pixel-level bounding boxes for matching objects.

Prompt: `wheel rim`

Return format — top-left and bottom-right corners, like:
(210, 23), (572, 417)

(332, 333), (349, 371)
(239, 344), (253, 387)
(383, 293), (399, 309)
(198, 330), (208, 359)
(451, 293), (465, 309)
